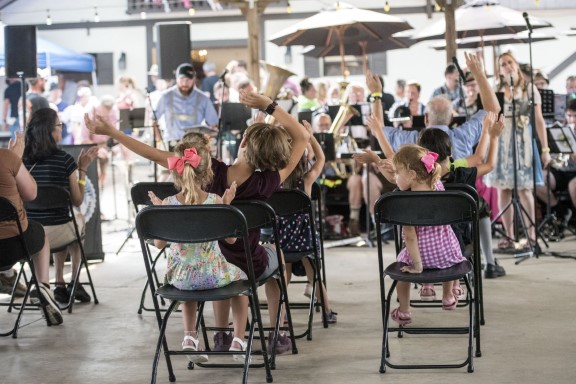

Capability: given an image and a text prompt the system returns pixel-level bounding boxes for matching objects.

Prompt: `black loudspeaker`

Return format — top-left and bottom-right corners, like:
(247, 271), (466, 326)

(4, 25), (37, 78)
(155, 22), (191, 80)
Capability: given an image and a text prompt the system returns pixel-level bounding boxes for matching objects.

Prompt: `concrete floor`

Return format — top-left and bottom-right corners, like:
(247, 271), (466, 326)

(2, 162), (576, 384)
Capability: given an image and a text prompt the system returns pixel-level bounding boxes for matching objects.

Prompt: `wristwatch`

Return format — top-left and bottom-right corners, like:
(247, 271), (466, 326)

(264, 101), (278, 115)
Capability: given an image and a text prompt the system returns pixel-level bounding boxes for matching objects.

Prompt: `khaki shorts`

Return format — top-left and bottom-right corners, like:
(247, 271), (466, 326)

(44, 214), (85, 250)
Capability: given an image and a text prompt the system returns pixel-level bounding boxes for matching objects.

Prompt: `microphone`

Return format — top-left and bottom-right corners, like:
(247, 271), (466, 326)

(509, 75), (515, 93)
(452, 56), (467, 83)
(219, 68), (228, 81)
(523, 12), (533, 33)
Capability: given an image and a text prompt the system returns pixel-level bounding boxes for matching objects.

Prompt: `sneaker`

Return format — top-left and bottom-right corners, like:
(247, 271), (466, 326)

(67, 281), (91, 303)
(303, 283), (312, 298)
(267, 331), (292, 355)
(182, 335), (209, 363)
(0, 270), (27, 297)
(325, 310), (338, 324)
(348, 219), (361, 237)
(213, 331), (233, 352)
(31, 283), (63, 326)
(484, 260), (506, 279)
(54, 286), (70, 304)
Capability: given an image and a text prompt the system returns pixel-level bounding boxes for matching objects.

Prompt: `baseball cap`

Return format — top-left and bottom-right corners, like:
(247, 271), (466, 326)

(176, 63), (195, 79)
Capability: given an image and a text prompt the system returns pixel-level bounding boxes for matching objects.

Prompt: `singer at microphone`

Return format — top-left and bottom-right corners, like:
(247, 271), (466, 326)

(430, 63), (464, 103)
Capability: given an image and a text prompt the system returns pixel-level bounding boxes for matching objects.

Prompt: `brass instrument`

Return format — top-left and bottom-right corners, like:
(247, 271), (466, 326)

(328, 81), (361, 178)
(261, 61), (296, 125)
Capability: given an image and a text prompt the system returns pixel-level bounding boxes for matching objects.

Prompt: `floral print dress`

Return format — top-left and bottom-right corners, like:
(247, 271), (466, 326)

(163, 194), (247, 290)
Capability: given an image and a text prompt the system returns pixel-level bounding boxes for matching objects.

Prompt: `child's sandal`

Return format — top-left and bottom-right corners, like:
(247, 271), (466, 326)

(452, 285), (465, 300)
(419, 284), (436, 301)
(229, 337), (251, 363)
(391, 307), (412, 325)
(182, 335), (209, 363)
(442, 296), (458, 311)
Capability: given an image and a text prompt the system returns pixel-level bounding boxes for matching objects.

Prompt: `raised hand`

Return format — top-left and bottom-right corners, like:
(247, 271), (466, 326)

(302, 120), (313, 135)
(77, 146), (99, 171)
(239, 91), (272, 111)
(222, 181), (237, 205)
(352, 149), (379, 165)
(8, 131), (25, 158)
(365, 113), (383, 133)
(365, 70), (382, 94)
(488, 113), (505, 138)
(464, 52), (484, 77)
(148, 191), (163, 206)
(84, 113), (115, 136)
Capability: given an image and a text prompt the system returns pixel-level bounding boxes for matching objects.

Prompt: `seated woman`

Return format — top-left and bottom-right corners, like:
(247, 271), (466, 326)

(23, 108), (98, 304)
(0, 132), (62, 326)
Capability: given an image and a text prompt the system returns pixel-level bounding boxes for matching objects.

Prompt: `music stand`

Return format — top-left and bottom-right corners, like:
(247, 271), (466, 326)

(539, 89), (555, 120)
(313, 133), (335, 162)
(554, 94), (567, 124)
(220, 103), (251, 161)
(119, 108), (146, 132)
(298, 111), (313, 125)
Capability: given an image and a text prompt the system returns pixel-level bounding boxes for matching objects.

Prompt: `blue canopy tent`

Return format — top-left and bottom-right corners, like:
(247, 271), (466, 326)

(0, 37), (95, 73)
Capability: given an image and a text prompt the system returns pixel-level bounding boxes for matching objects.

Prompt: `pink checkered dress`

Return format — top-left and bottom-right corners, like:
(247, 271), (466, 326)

(396, 181), (465, 269)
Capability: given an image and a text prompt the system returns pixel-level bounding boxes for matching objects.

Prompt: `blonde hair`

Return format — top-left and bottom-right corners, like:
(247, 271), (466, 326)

(171, 133), (213, 205)
(243, 122), (291, 171)
(496, 52), (525, 91)
(393, 144), (441, 190)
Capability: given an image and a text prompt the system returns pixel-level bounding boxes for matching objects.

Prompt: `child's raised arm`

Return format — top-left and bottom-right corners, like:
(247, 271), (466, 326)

(465, 111), (504, 177)
(302, 120), (325, 187)
(240, 91), (310, 183)
(401, 226), (423, 274)
(84, 113), (172, 168)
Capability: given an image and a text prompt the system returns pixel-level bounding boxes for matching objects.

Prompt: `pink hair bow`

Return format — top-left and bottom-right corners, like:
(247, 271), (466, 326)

(420, 151), (439, 174)
(167, 148), (202, 175)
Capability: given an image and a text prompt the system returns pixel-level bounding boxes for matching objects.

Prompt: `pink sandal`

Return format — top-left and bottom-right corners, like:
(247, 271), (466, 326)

(391, 308), (412, 325)
(442, 295), (458, 311)
(419, 284), (436, 301)
(452, 285), (465, 300)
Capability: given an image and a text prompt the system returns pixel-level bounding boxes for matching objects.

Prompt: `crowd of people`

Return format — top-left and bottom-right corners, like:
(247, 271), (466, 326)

(2, 51), (576, 355)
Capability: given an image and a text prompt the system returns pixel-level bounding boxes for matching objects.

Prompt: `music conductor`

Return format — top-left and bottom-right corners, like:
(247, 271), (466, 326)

(155, 63), (218, 149)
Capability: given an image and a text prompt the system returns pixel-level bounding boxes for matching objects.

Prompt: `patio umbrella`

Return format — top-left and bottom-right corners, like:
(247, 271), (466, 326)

(411, 0), (552, 42)
(269, 3), (413, 76)
(429, 30), (556, 50)
(302, 37), (415, 73)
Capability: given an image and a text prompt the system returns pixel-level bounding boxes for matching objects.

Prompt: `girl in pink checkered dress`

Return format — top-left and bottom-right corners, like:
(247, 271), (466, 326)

(391, 144), (465, 325)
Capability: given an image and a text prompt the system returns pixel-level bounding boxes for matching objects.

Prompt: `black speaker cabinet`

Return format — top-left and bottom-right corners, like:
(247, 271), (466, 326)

(4, 25), (37, 78)
(155, 22), (192, 80)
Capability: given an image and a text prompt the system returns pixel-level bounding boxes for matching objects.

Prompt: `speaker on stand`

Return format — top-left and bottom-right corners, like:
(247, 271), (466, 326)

(155, 22), (192, 80)
(4, 25), (37, 129)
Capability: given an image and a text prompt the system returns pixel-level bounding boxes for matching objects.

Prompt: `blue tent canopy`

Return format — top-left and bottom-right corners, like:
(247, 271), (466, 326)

(0, 37), (95, 73)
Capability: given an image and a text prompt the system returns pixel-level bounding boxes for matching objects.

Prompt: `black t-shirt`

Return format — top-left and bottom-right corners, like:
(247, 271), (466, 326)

(4, 82), (21, 118)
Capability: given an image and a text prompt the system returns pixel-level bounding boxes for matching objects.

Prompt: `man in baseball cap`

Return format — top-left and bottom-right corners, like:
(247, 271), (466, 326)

(155, 63), (217, 148)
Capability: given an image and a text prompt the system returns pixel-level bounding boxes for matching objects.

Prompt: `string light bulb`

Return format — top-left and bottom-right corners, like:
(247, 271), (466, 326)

(94, 7), (100, 23)
(140, 11), (147, 19)
(434, 2), (441, 12)
(188, 7), (196, 16)
(286, 1), (292, 14)
(46, 9), (52, 25)
(336, 2), (340, 11)
(384, 1), (390, 13)
(534, 0), (540, 6)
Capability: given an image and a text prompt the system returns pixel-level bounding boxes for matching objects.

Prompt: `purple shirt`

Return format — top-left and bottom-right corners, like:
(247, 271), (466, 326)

(208, 158), (280, 277)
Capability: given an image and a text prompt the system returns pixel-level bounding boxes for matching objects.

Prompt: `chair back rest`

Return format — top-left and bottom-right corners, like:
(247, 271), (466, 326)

(232, 200), (277, 231)
(267, 189), (312, 217)
(444, 183), (479, 205)
(130, 182), (179, 212)
(24, 186), (70, 212)
(311, 182), (321, 203)
(0, 197), (19, 224)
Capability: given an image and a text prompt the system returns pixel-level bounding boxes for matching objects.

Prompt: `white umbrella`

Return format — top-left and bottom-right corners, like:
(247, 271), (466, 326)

(411, 0), (552, 42)
(269, 3), (413, 76)
(429, 30), (556, 50)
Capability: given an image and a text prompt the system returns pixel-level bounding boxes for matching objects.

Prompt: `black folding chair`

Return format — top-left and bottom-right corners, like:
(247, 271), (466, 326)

(375, 190), (480, 373)
(24, 186), (98, 314)
(135, 204), (273, 384)
(311, 182), (328, 288)
(0, 197), (51, 338)
(266, 189), (328, 340)
(230, 200), (298, 367)
(129, 182), (179, 314)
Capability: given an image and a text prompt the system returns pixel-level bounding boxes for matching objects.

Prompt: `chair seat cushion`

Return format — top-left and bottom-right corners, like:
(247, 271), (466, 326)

(384, 260), (472, 284)
(156, 280), (252, 302)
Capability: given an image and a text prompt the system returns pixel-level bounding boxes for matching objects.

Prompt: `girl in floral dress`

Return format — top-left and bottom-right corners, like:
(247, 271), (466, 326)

(149, 133), (246, 363)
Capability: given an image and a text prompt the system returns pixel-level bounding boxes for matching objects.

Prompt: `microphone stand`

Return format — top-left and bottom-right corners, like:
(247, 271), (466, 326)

(146, 93), (166, 183)
(453, 57), (470, 122)
(215, 76), (227, 161)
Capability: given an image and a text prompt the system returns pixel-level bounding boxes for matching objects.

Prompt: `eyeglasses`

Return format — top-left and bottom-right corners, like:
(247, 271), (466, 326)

(55, 123), (63, 127)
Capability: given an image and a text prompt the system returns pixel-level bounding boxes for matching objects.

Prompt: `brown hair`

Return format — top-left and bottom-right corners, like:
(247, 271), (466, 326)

(171, 133), (213, 205)
(393, 144), (441, 190)
(243, 122), (291, 171)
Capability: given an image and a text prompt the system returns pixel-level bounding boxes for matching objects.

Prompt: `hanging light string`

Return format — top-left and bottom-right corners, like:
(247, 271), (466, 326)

(46, 9), (52, 25)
